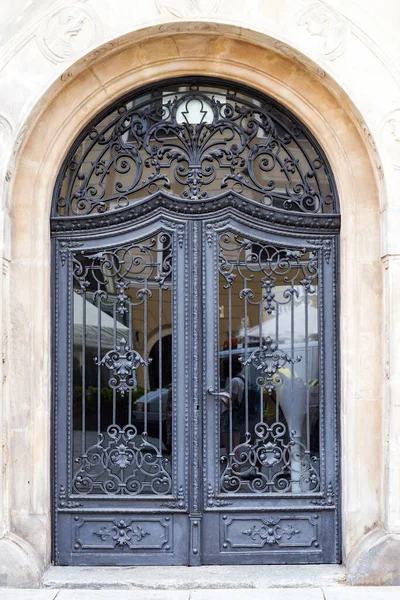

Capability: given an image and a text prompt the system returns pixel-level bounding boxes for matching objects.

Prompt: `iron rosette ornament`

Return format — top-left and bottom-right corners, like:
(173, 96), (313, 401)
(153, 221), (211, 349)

(53, 79), (337, 218)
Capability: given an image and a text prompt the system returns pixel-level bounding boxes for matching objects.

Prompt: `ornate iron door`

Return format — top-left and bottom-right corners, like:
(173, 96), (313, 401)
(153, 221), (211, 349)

(52, 77), (340, 566)
(53, 219), (191, 565)
(202, 219), (339, 564)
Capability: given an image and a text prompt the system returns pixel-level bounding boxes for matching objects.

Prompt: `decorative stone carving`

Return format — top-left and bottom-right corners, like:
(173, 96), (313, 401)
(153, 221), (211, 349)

(382, 110), (400, 169)
(5, 124), (27, 184)
(36, 6), (99, 64)
(156, 0), (221, 19)
(274, 42), (325, 78)
(361, 123), (384, 179)
(297, 4), (349, 60)
(0, 115), (13, 162)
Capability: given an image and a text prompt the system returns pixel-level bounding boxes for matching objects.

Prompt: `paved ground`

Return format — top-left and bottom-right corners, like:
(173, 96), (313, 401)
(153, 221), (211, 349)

(0, 589), (400, 599)
(0, 586), (400, 600)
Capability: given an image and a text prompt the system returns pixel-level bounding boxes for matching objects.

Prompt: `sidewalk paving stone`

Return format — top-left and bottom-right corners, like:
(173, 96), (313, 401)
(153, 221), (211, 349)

(0, 592), (59, 600)
(191, 590), (324, 599)
(56, 591), (191, 599)
(323, 588), (400, 599)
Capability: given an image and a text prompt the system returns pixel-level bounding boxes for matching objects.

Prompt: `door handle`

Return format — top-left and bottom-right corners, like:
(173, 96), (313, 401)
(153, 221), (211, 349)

(207, 388), (231, 403)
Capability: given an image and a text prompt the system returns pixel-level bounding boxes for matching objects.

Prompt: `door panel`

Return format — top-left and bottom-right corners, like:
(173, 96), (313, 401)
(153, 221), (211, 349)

(202, 218), (339, 564)
(54, 220), (190, 565)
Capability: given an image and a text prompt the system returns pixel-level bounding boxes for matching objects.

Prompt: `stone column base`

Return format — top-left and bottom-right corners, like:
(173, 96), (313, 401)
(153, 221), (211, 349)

(348, 528), (400, 585)
(0, 534), (42, 588)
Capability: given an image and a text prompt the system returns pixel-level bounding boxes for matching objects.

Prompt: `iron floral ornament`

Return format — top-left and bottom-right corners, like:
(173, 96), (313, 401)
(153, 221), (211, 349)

(241, 336), (302, 394)
(94, 337), (150, 395)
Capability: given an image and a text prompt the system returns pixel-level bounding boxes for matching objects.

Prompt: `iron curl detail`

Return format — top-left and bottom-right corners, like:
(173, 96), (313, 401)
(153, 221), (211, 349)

(53, 80), (337, 218)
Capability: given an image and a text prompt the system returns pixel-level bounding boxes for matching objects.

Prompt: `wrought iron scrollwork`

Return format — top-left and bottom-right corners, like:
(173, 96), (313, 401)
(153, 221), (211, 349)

(73, 424), (172, 495)
(241, 336), (302, 395)
(94, 337), (149, 396)
(217, 232), (320, 495)
(53, 79), (338, 220)
(220, 420), (320, 494)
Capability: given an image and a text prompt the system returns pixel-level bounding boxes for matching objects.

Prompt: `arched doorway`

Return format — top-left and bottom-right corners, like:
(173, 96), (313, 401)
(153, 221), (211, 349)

(51, 77), (340, 566)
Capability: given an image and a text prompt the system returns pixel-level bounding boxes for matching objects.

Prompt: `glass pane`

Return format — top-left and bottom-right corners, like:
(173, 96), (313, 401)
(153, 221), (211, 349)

(217, 232), (320, 494)
(71, 233), (173, 496)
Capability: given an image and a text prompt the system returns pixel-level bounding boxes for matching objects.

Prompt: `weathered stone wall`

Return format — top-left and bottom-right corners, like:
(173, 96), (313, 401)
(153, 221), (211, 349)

(0, 0), (398, 586)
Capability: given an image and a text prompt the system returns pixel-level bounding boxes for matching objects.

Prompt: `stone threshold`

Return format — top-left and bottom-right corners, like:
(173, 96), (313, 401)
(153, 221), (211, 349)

(43, 565), (347, 590)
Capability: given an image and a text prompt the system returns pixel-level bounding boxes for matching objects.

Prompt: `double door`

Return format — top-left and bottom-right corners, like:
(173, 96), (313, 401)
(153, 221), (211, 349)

(53, 213), (339, 565)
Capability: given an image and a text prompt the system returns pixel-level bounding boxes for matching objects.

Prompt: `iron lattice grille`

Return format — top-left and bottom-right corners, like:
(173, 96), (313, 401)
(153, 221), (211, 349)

(216, 232), (321, 494)
(70, 234), (174, 496)
(53, 79), (338, 219)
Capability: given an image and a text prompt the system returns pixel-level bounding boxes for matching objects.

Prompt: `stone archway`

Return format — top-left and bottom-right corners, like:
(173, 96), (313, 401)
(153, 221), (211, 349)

(2, 28), (385, 584)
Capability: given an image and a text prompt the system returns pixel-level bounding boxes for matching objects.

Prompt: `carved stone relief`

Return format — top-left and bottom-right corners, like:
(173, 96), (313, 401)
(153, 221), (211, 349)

(297, 3), (349, 60)
(382, 110), (400, 169)
(156, 0), (221, 19)
(36, 5), (100, 64)
(5, 124), (27, 186)
(274, 42), (325, 78)
(361, 123), (384, 179)
(0, 115), (13, 164)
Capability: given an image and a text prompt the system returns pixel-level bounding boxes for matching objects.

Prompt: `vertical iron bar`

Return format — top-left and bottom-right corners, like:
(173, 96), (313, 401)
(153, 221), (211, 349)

(128, 300), (132, 426)
(305, 287), (310, 451)
(144, 279), (148, 434)
(259, 300), (263, 423)
(81, 291), (86, 455)
(275, 294), (280, 422)
(97, 286), (101, 437)
(228, 281), (232, 457)
(291, 287), (295, 434)
(244, 279), (248, 434)
(158, 278), (163, 456)
(113, 303), (116, 424)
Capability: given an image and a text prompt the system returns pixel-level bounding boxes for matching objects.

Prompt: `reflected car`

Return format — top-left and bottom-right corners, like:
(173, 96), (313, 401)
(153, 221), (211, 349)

(132, 387), (170, 439)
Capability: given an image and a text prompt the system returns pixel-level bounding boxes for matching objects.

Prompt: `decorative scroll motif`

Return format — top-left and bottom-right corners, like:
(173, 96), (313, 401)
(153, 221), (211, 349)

(93, 520), (150, 546)
(73, 424), (172, 495)
(297, 4), (349, 60)
(218, 232), (320, 494)
(220, 420), (320, 494)
(72, 234), (172, 295)
(94, 337), (149, 396)
(241, 336), (302, 394)
(222, 514), (320, 550)
(53, 80), (337, 218)
(243, 517), (300, 545)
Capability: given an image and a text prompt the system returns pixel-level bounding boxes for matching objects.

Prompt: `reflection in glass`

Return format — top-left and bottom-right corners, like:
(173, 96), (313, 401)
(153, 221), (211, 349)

(217, 233), (320, 494)
(71, 233), (173, 496)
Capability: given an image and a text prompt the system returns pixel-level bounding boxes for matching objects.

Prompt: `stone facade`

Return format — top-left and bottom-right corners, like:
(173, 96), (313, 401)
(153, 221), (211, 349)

(0, 0), (399, 586)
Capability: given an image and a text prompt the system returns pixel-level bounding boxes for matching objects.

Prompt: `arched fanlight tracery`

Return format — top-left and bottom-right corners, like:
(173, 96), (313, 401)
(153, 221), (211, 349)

(51, 78), (339, 230)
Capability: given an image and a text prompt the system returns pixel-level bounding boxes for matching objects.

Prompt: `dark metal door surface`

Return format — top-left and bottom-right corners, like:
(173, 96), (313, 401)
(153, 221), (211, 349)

(201, 218), (339, 564)
(52, 77), (340, 566)
(53, 220), (191, 565)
